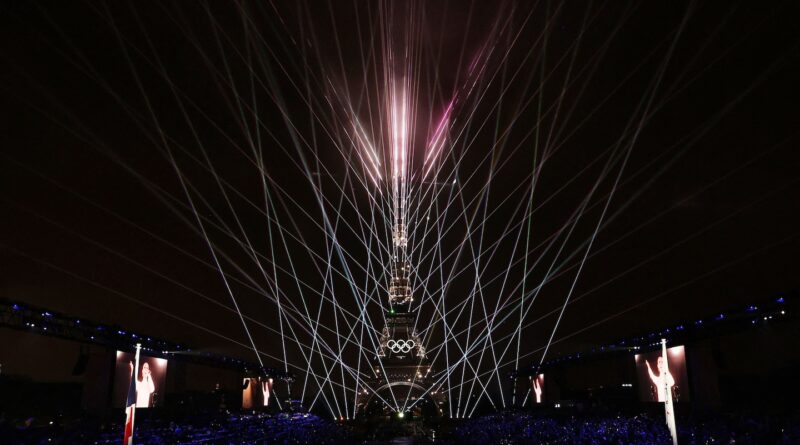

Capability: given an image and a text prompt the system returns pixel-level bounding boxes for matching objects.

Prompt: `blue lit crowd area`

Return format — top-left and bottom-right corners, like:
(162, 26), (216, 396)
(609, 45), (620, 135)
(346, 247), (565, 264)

(0, 412), (351, 445)
(441, 411), (800, 445)
(3, 409), (800, 445)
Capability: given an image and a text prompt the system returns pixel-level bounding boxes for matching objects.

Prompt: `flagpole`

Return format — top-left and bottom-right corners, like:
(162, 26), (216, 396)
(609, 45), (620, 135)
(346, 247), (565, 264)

(662, 339), (678, 445)
(132, 344), (141, 439)
(124, 344), (141, 445)
(134, 343), (141, 390)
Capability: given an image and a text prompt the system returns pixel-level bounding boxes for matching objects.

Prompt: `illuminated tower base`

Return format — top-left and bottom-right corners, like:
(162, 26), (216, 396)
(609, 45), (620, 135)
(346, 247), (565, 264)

(357, 260), (446, 417)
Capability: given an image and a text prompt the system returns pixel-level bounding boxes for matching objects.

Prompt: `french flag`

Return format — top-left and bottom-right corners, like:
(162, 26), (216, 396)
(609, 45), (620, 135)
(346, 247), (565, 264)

(123, 352), (138, 444)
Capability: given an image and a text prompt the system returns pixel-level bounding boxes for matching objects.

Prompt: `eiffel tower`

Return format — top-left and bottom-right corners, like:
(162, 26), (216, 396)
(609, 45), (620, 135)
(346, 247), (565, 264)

(356, 224), (446, 417)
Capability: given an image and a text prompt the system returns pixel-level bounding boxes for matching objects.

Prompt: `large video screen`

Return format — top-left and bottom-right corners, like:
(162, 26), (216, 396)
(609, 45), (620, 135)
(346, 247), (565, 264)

(634, 345), (689, 402)
(112, 351), (168, 408)
(242, 377), (274, 409)
(531, 373), (545, 404)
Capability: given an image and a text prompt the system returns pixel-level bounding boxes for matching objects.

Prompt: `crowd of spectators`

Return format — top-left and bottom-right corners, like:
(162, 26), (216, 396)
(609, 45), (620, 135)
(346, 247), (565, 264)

(0, 411), (352, 445)
(442, 411), (800, 445)
(676, 413), (800, 445)
(443, 412), (671, 445)
(3, 410), (800, 444)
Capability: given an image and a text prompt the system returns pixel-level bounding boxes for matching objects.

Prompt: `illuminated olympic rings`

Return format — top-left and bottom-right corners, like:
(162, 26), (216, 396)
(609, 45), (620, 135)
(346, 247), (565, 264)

(386, 339), (416, 354)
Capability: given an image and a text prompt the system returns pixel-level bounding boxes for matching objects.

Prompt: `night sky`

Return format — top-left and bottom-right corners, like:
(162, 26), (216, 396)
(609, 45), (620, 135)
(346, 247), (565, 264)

(1, 0), (799, 399)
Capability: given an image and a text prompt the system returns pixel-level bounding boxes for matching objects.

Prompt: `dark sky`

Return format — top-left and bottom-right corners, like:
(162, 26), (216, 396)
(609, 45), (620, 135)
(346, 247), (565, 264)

(1, 0), (799, 401)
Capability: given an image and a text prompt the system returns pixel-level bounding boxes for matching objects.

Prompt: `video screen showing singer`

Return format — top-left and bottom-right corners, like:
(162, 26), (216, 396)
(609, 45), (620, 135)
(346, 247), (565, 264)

(113, 351), (168, 408)
(634, 345), (689, 403)
(645, 356), (675, 402)
(131, 360), (156, 408)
